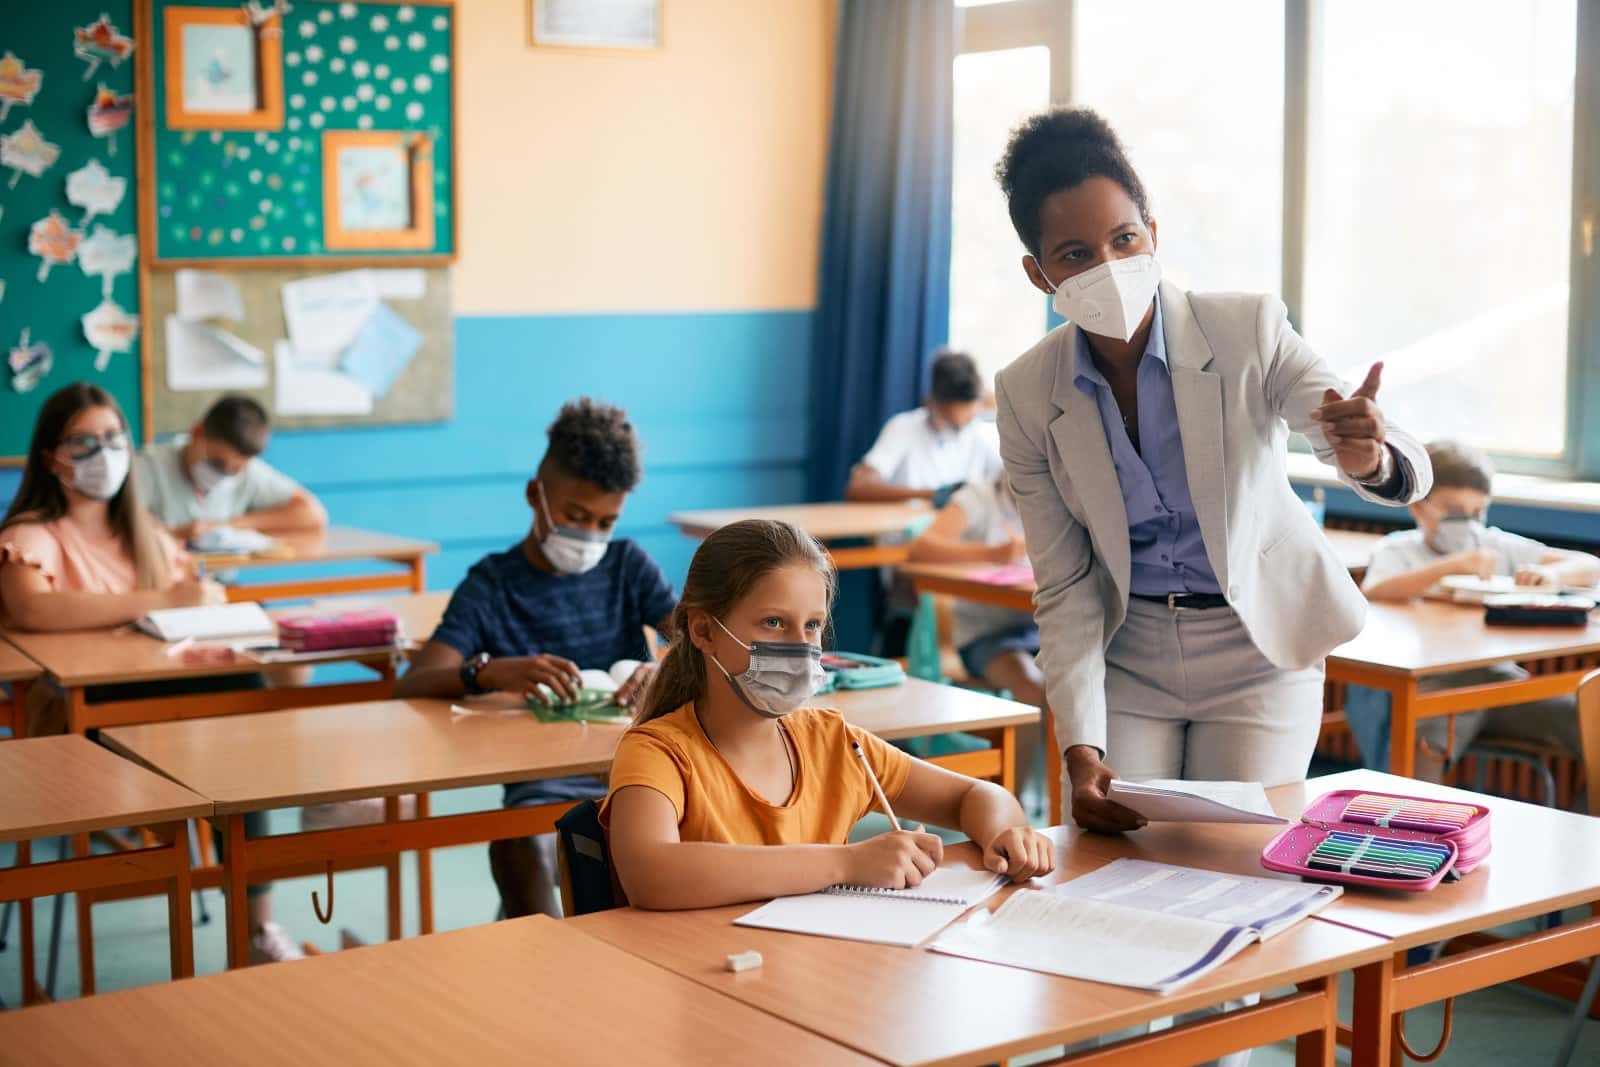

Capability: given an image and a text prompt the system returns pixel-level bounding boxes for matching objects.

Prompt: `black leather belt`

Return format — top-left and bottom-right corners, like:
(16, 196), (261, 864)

(1131, 592), (1231, 610)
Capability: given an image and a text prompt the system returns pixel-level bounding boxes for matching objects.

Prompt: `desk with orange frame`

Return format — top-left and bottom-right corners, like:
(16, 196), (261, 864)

(189, 526), (437, 603)
(670, 501), (933, 570)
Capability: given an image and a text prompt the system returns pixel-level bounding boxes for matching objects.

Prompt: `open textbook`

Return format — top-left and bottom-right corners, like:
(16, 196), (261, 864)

(1106, 779), (1287, 825)
(735, 865), (1008, 948)
(929, 859), (1340, 992)
(136, 602), (275, 643)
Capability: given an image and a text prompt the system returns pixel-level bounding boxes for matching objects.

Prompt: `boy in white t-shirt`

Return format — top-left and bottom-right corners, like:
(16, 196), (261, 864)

(847, 350), (1001, 503)
(1345, 440), (1598, 779)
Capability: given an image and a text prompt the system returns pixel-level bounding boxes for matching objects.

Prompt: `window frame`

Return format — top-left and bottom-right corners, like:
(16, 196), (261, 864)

(955, 0), (1600, 480)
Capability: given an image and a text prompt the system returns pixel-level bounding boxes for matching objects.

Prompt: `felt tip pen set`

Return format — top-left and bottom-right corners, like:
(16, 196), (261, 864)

(1261, 789), (1491, 892)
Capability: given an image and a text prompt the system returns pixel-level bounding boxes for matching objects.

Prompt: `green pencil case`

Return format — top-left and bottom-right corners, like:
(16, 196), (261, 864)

(818, 651), (906, 692)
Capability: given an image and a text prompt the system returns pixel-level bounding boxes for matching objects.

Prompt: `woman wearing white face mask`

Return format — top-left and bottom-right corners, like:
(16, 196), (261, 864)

(1, 383), (225, 642)
(991, 110), (1435, 836)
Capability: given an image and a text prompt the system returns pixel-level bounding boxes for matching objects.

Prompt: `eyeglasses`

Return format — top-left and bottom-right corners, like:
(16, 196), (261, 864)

(58, 430), (129, 460)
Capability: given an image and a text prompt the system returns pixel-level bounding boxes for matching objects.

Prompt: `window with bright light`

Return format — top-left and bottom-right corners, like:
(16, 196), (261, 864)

(949, 45), (1052, 387)
(1073, 0), (1285, 296)
(1301, 0), (1576, 458)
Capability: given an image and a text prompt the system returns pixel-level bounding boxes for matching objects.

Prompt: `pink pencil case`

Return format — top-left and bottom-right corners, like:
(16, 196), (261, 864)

(276, 610), (399, 652)
(1260, 788), (1491, 892)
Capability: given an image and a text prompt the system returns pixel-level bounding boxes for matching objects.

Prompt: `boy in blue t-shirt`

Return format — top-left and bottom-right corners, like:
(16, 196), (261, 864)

(397, 398), (676, 917)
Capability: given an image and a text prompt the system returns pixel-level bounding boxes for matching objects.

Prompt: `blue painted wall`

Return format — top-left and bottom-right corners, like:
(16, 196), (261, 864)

(1, 309), (815, 597)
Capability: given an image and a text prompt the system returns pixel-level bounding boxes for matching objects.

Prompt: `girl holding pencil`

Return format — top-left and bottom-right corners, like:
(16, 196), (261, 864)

(602, 519), (1053, 911)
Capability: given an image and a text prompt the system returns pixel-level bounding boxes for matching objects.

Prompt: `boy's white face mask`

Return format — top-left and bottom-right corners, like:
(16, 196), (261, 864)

(535, 481), (610, 576)
(1035, 253), (1162, 342)
(1427, 514), (1486, 556)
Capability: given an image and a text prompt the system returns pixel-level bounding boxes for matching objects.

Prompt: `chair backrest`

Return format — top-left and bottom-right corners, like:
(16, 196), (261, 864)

(1578, 669), (1600, 817)
(555, 799), (626, 916)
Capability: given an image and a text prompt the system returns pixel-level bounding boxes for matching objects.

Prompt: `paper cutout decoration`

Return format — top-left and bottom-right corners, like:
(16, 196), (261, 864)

(29, 211), (82, 282)
(74, 14), (135, 81)
(0, 52), (43, 121)
(9, 330), (53, 394)
(2, 121), (61, 188)
(245, 0), (294, 28)
(86, 85), (134, 154)
(81, 299), (139, 371)
(77, 225), (136, 295)
(66, 158), (127, 224)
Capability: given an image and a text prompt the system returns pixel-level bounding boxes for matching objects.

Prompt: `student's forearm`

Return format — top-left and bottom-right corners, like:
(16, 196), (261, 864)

(956, 781), (1030, 852)
(1550, 555), (1600, 587)
(846, 470), (932, 503)
(233, 494), (328, 533)
(617, 840), (849, 910)
(1363, 558), (1460, 602)
(393, 665), (465, 699)
(907, 536), (998, 564)
(6, 589), (169, 631)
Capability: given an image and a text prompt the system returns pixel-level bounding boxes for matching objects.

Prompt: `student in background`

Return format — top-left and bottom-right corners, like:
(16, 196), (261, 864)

(396, 398), (676, 918)
(0, 382), (305, 963)
(135, 395), (326, 543)
(604, 519), (1052, 910)
(1346, 440), (1595, 779)
(847, 349), (1001, 503)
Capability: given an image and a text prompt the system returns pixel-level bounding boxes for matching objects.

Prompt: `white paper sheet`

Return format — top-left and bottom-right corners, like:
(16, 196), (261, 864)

(273, 340), (373, 416)
(165, 316), (268, 391)
(368, 268), (426, 300)
(281, 270), (378, 362)
(176, 269), (245, 322)
(1049, 859), (1340, 939)
(1107, 779), (1287, 825)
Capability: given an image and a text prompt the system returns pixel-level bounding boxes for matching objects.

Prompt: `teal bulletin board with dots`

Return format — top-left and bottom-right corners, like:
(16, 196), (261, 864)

(144, 0), (454, 266)
(0, 3), (143, 461)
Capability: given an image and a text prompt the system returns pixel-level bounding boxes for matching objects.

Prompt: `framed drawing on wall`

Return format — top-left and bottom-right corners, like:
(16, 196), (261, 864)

(530, 0), (662, 51)
(321, 130), (436, 251)
(162, 5), (285, 131)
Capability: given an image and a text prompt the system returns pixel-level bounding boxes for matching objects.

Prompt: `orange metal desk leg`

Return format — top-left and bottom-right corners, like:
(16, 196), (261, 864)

(384, 795), (403, 941)
(160, 822), (194, 980)
(1294, 975), (1338, 1067)
(1350, 953), (1398, 1067)
(409, 557), (426, 595)
(415, 792), (434, 936)
(223, 814), (252, 970)
(1387, 678), (1419, 778)
(73, 832), (95, 995)
(16, 839), (37, 1005)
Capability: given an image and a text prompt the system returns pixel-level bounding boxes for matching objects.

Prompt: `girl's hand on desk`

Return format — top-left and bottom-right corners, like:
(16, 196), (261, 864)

(983, 827), (1055, 882)
(844, 829), (943, 889)
(1065, 746), (1147, 834)
(167, 577), (227, 609)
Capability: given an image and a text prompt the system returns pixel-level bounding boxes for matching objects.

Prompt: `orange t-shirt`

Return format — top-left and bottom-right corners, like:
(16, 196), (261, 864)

(0, 518), (183, 598)
(600, 705), (913, 846)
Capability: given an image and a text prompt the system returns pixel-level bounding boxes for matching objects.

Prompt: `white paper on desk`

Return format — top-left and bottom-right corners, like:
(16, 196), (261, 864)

(273, 341), (373, 416)
(368, 268), (426, 300)
(734, 866), (1006, 948)
(165, 317), (268, 391)
(175, 270), (245, 323)
(281, 270), (378, 361)
(1050, 859), (1340, 940)
(1107, 779), (1287, 825)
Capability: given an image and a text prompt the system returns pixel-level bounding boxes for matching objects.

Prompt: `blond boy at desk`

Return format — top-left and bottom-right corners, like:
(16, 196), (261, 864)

(1345, 440), (1598, 779)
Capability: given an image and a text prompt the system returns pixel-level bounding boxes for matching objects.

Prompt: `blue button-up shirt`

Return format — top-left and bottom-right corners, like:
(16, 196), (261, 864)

(1073, 294), (1221, 596)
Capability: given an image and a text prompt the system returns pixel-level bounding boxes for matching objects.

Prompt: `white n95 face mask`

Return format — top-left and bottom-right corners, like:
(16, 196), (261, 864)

(1427, 515), (1486, 557)
(1039, 254), (1162, 342)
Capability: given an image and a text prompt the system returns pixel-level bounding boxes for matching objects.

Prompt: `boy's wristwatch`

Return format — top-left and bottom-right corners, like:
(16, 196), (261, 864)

(460, 653), (492, 695)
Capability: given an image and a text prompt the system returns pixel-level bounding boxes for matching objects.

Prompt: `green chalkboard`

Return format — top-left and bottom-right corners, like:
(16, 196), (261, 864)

(146, 0), (455, 265)
(0, 2), (143, 461)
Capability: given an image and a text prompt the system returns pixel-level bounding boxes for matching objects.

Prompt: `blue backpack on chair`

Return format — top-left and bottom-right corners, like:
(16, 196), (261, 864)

(555, 799), (626, 916)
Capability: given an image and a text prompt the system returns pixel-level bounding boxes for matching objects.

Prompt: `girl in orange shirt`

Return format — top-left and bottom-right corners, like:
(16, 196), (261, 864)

(603, 518), (1053, 910)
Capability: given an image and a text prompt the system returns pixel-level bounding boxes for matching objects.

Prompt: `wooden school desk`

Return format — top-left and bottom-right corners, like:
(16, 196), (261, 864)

(100, 679), (1034, 971)
(189, 526), (437, 603)
(0, 916), (879, 1067)
(573, 830), (1392, 1067)
(1071, 768), (1600, 1067)
(0, 737), (209, 1004)
(0, 638), (41, 739)
(670, 501), (933, 570)
(1325, 600), (1600, 776)
(0, 591), (451, 735)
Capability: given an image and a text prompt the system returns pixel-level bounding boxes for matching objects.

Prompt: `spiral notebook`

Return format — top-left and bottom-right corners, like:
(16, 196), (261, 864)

(733, 866), (1009, 947)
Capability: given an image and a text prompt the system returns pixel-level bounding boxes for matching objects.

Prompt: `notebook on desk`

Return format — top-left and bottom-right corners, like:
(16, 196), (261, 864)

(136, 603), (275, 643)
(734, 865), (1008, 948)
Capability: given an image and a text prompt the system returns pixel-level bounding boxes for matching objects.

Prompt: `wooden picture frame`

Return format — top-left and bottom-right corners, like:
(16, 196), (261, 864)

(320, 130), (436, 252)
(530, 0), (662, 51)
(162, 5), (284, 131)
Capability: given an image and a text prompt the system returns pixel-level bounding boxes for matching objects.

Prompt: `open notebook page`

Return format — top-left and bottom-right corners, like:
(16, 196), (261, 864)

(734, 866), (1007, 948)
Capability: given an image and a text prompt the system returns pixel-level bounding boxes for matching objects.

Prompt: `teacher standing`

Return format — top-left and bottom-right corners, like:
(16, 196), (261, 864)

(993, 110), (1432, 833)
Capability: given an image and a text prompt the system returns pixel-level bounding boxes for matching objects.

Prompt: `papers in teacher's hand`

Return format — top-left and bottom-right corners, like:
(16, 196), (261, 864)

(735, 865), (1008, 948)
(1107, 779), (1287, 825)
(137, 603), (275, 643)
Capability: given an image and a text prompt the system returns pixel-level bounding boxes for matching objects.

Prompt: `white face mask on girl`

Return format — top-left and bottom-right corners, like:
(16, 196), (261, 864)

(71, 444), (130, 501)
(710, 617), (827, 719)
(1034, 253), (1162, 342)
(535, 481), (610, 576)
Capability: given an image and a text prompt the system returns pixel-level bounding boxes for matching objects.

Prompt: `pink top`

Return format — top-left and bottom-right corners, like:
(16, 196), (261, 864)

(0, 517), (184, 597)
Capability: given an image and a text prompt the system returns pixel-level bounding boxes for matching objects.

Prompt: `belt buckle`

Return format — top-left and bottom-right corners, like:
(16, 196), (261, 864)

(1167, 592), (1183, 611)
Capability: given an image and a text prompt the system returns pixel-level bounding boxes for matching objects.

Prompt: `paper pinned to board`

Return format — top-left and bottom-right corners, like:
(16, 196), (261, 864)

(176, 269), (245, 323)
(165, 316), (267, 391)
(339, 302), (421, 399)
(281, 270), (378, 363)
(274, 340), (372, 416)
(368, 268), (426, 300)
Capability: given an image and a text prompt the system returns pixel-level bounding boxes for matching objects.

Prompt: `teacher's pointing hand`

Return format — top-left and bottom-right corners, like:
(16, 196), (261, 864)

(1311, 362), (1389, 481)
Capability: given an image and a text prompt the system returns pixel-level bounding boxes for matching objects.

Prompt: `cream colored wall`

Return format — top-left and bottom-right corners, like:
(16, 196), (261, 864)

(453, 0), (833, 315)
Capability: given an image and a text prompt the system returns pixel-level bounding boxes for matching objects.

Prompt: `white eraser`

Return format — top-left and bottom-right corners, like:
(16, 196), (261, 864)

(725, 950), (763, 973)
